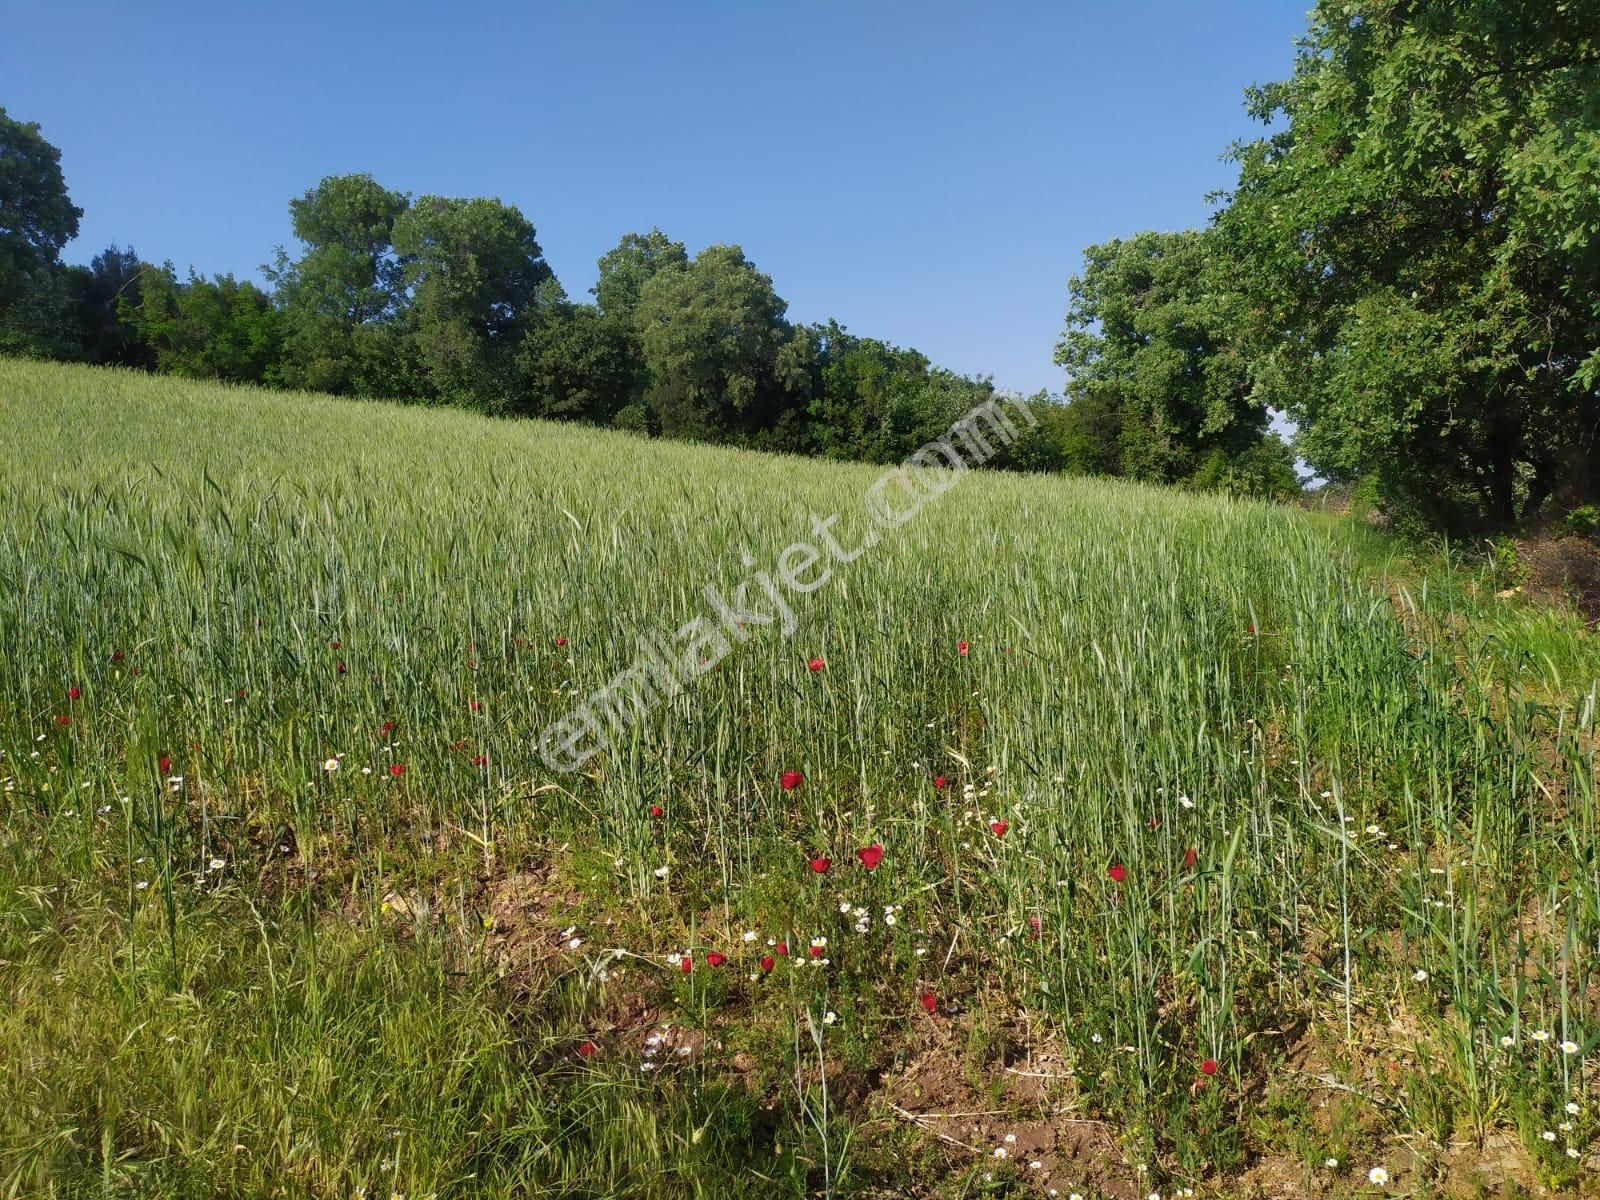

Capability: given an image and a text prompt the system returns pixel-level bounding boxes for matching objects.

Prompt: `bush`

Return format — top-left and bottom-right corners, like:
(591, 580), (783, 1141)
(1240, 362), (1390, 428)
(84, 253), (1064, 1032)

(1562, 505), (1600, 538)
(1187, 437), (1302, 502)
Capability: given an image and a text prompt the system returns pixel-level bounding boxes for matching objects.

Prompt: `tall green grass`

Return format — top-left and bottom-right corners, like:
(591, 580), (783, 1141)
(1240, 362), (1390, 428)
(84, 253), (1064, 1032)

(2, 359), (1597, 1196)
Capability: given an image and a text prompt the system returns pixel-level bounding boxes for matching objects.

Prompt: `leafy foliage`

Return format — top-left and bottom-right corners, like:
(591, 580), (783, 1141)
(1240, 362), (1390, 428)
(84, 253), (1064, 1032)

(1219, 0), (1600, 529)
(515, 302), (644, 425)
(265, 173), (412, 397)
(634, 244), (808, 443)
(1057, 229), (1269, 486)
(392, 195), (557, 409)
(120, 264), (282, 383)
(0, 105), (80, 305)
(0, 108), (1301, 499)
(594, 228), (688, 321)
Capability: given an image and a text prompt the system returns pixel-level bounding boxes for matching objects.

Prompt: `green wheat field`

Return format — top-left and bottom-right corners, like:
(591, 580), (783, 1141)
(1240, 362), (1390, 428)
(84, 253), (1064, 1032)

(3, 357), (1599, 1198)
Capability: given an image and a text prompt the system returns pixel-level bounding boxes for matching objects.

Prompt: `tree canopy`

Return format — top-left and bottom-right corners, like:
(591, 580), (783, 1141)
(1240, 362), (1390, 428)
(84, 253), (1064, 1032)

(1057, 229), (1268, 485)
(0, 106), (81, 305)
(1218, 0), (1600, 530)
(266, 173), (412, 397)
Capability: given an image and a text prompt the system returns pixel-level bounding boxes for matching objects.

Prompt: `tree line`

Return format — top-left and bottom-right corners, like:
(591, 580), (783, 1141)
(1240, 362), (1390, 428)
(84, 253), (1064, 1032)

(0, 116), (1298, 500)
(6, 0), (1596, 530)
(1065, 0), (1600, 534)
(0, 155), (1169, 482)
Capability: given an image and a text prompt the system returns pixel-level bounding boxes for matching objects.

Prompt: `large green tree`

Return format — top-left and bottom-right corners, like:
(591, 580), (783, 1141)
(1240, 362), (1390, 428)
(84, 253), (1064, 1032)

(594, 229), (687, 322)
(515, 302), (644, 426)
(1220, 0), (1600, 530)
(0, 107), (81, 306)
(392, 196), (557, 409)
(68, 245), (152, 368)
(633, 244), (809, 442)
(265, 174), (412, 396)
(806, 322), (933, 462)
(1056, 229), (1267, 483)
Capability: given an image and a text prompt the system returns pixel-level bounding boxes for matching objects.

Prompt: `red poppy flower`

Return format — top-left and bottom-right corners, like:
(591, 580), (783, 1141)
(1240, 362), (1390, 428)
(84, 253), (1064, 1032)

(111, 650), (124, 663)
(957, 640), (969, 656)
(856, 843), (884, 870)
(469, 700), (481, 711)
(389, 763), (406, 777)
(236, 688), (247, 698)
(329, 639), (341, 649)
(1248, 624), (1257, 635)
(989, 819), (1009, 839)
(159, 755), (171, 774)
(472, 754), (488, 766)
(555, 636), (568, 647)
(336, 662), (347, 674)
(920, 991), (937, 1014)
(54, 714), (71, 726)
(808, 657), (825, 672)
(705, 951), (727, 967)
(67, 686), (81, 700)
(381, 720), (395, 734)
(759, 954), (776, 972)
(809, 857), (832, 874)
(649, 804), (664, 818)
(1200, 1058), (1218, 1076)
(774, 941), (789, 957)
(1028, 914), (1043, 940)
(933, 775), (949, 790)
(679, 955), (693, 974)
(577, 1040), (597, 1059)
(1148, 816), (1161, 830)
(780, 770), (804, 791)
(1184, 847), (1199, 869)
(1107, 863), (1128, 884)
(808, 943), (825, 958)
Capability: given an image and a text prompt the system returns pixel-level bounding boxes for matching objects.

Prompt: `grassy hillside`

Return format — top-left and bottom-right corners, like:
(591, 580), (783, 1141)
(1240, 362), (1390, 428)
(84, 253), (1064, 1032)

(2, 358), (1598, 1198)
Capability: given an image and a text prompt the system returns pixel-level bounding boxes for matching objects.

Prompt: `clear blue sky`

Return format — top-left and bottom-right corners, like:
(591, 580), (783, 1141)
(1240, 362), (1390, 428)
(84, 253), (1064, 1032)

(3, 1), (1308, 395)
